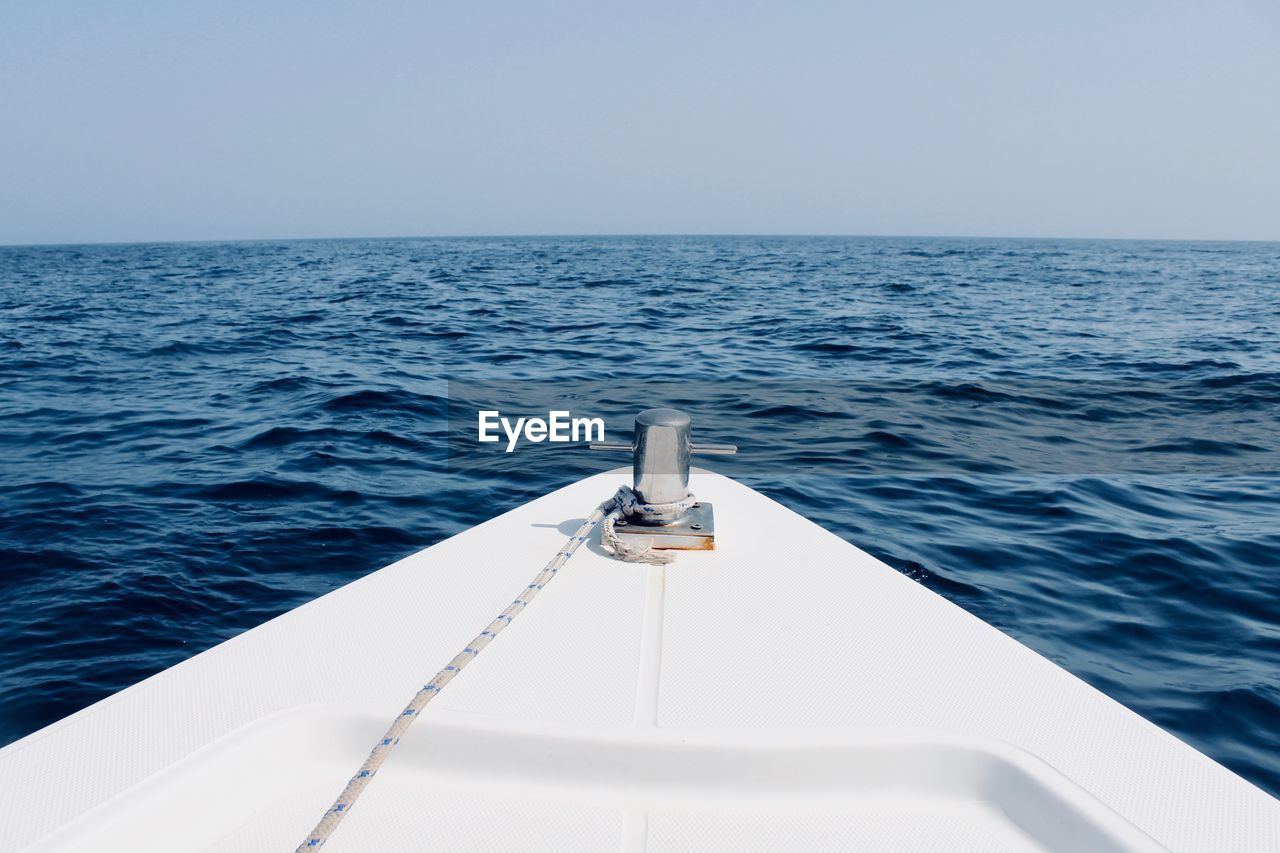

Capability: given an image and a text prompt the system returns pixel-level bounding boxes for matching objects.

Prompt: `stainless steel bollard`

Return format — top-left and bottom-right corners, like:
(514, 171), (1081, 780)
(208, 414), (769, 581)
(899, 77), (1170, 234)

(590, 408), (736, 548)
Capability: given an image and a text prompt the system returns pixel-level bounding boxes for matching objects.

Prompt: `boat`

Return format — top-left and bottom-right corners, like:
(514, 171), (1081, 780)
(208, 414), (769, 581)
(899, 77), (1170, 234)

(2, 408), (1276, 852)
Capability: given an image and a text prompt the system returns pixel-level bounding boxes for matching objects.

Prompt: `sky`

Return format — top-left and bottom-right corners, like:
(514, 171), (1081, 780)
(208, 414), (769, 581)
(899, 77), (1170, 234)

(1, 0), (1278, 245)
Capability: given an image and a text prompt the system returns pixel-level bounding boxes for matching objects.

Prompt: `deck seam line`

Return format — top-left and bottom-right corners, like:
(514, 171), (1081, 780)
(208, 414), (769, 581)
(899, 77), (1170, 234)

(633, 563), (666, 728)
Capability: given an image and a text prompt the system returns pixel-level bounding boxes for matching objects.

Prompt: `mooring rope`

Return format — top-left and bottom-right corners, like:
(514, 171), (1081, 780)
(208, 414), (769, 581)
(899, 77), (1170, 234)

(295, 484), (689, 850)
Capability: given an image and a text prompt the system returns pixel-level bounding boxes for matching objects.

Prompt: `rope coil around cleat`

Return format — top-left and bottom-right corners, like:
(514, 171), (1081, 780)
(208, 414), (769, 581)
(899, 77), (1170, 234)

(295, 484), (688, 850)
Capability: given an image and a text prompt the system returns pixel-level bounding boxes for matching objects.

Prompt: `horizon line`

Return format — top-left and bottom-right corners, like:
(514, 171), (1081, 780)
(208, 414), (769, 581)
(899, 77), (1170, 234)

(3, 231), (1279, 250)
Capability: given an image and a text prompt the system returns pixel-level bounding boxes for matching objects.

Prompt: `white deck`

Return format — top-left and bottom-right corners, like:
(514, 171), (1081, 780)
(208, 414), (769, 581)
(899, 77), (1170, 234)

(2, 469), (1277, 852)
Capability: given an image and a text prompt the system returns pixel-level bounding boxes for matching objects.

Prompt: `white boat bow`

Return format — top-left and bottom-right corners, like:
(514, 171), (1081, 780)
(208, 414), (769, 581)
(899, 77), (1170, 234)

(2, 467), (1277, 852)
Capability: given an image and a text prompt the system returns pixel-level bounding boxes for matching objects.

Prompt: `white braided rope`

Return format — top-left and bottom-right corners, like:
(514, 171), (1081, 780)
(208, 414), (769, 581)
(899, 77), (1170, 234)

(600, 487), (697, 565)
(295, 484), (682, 850)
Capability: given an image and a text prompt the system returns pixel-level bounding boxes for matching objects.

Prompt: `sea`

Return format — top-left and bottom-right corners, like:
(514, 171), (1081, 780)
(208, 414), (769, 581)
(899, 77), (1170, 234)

(1, 235), (1277, 797)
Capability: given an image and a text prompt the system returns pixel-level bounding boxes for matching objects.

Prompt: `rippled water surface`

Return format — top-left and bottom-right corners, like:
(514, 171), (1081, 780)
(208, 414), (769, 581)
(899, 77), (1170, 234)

(1, 236), (1278, 795)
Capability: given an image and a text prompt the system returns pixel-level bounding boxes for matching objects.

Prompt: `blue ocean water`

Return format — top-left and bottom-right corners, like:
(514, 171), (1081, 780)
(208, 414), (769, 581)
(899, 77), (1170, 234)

(1, 236), (1278, 796)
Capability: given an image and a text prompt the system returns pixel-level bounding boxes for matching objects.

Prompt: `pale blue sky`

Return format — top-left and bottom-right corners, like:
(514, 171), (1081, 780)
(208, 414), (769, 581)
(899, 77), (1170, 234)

(2, 1), (1278, 244)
